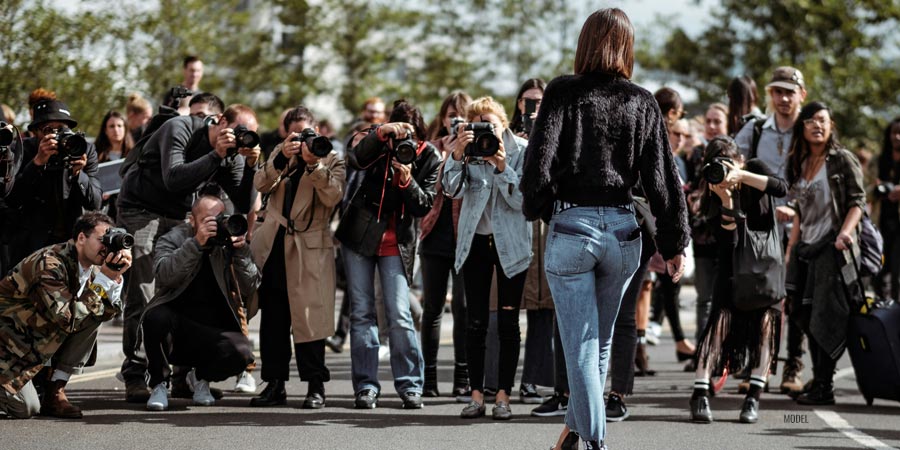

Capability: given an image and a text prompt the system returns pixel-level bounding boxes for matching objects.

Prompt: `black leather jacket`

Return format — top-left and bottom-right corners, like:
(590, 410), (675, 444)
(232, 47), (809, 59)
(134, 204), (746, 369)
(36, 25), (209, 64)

(335, 129), (441, 283)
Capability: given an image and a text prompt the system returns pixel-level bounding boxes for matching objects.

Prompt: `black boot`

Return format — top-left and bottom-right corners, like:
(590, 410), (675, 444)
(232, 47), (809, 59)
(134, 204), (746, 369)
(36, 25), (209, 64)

(250, 379), (287, 407)
(423, 365), (440, 397)
(452, 363), (471, 399)
(796, 380), (835, 405)
(739, 396), (759, 423)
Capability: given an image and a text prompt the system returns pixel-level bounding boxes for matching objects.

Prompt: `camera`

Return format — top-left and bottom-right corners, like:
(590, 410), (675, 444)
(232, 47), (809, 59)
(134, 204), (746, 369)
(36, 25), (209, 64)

(0, 122), (13, 147)
(228, 125), (260, 158)
(46, 127), (87, 167)
(875, 182), (896, 197)
(292, 128), (333, 158)
(212, 214), (248, 246)
(464, 123), (500, 158)
(167, 86), (193, 108)
(388, 130), (417, 165)
(522, 98), (538, 135)
(449, 117), (465, 137)
(101, 227), (134, 270)
(702, 157), (733, 185)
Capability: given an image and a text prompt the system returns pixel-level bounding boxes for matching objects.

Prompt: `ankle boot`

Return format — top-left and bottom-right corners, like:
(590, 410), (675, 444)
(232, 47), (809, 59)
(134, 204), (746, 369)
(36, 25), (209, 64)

(452, 363), (470, 397)
(249, 379), (287, 407)
(796, 380), (835, 405)
(423, 365), (439, 397)
(634, 342), (656, 376)
(41, 379), (83, 419)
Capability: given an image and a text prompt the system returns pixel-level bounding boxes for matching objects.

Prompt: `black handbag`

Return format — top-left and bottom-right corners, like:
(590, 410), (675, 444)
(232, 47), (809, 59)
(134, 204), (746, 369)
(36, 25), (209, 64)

(732, 195), (785, 311)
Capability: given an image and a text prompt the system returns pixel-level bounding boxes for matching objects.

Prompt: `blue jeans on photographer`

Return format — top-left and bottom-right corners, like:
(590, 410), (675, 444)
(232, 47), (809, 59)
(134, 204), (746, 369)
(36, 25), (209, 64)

(544, 204), (641, 445)
(344, 246), (424, 397)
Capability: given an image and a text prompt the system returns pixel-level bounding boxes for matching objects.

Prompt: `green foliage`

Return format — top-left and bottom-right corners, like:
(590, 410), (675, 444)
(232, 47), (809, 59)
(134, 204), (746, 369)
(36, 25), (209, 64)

(1, 0), (579, 135)
(640, 0), (900, 150)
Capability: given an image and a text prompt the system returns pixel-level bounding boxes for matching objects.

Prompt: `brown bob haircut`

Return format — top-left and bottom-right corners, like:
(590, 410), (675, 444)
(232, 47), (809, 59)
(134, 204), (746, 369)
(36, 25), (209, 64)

(573, 8), (634, 79)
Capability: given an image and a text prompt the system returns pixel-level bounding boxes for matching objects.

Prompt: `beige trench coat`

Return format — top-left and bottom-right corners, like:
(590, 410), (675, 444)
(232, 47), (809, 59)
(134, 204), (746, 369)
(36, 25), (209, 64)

(249, 144), (346, 343)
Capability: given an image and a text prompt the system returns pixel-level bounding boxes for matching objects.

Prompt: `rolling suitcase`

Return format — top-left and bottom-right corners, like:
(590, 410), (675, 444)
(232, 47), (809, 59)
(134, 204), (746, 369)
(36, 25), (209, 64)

(845, 300), (900, 406)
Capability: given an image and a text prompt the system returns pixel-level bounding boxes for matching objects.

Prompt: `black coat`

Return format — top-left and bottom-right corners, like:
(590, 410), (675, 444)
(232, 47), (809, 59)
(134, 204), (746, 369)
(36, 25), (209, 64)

(5, 137), (102, 265)
(335, 130), (441, 283)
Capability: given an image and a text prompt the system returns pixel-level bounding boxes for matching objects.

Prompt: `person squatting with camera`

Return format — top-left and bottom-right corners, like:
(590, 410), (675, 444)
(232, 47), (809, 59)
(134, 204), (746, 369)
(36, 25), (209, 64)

(0, 212), (131, 419)
(115, 97), (259, 403)
(141, 192), (259, 411)
(248, 106), (346, 409)
(335, 99), (441, 410)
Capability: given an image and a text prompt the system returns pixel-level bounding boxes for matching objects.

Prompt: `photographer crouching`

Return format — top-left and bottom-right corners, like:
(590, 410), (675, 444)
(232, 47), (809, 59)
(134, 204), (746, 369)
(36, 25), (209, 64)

(1, 212), (130, 419)
(249, 106), (346, 409)
(336, 99), (441, 410)
(141, 192), (259, 411)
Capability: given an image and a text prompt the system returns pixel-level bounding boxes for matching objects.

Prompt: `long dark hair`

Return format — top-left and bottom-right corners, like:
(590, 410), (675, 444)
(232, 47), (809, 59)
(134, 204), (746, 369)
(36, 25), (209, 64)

(786, 102), (841, 186)
(726, 76), (758, 136)
(699, 136), (741, 218)
(878, 117), (900, 181)
(509, 78), (546, 134)
(94, 110), (134, 162)
(389, 99), (427, 143)
(426, 91), (471, 141)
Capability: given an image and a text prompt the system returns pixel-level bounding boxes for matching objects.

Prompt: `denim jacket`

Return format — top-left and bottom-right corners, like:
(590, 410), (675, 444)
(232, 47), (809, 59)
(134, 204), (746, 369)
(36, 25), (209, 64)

(442, 129), (532, 277)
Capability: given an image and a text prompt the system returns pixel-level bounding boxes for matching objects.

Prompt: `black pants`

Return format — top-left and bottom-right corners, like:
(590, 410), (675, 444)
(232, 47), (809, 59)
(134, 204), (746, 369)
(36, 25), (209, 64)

(609, 258), (649, 395)
(463, 234), (526, 394)
(795, 303), (841, 384)
(522, 309), (555, 387)
(259, 285), (330, 385)
(334, 291), (351, 339)
(651, 272), (686, 342)
(420, 253), (467, 370)
(143, 304), (254, 388)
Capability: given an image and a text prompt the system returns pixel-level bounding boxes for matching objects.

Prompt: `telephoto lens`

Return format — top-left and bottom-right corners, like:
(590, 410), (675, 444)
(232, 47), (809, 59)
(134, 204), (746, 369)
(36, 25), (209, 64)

(213, 214), (249, 246)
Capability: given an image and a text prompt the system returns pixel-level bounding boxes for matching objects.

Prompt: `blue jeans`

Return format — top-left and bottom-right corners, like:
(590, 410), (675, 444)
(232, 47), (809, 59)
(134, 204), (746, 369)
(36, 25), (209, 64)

(344, 247), (424, 396)
(544, 205), (641, 444)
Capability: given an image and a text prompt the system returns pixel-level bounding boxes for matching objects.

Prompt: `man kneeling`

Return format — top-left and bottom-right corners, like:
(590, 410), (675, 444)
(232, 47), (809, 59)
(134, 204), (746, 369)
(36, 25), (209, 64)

(142, 192), (259, 411)
(1, 212), (130, 419)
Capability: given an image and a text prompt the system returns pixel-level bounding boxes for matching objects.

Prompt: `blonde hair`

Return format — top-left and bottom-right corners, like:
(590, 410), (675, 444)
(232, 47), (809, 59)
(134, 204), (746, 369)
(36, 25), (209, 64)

(465, 96), (509, 128)
(126, 92), (152, 115)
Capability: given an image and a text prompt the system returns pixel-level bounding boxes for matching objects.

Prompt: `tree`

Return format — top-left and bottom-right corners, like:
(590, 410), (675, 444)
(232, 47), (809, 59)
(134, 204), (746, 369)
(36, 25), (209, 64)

(639, 1), (900, 149)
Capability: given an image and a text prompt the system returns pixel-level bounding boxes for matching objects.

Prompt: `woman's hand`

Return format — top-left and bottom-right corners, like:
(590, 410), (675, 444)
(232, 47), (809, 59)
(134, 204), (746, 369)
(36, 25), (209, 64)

(709, 181), (732, 203)
(722, 160), (743, 188)
(378, 122), (414, 140)
(484, 139), (507, 173)
(835, 230), (854, 251)
(666, 254), (685, 283)
(453, 128), (474, 161)
(280, 133), (302, 158)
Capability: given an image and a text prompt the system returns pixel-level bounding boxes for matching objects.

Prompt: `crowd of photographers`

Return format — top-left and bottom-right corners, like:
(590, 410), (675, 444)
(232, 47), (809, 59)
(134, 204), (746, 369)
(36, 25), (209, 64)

(0, 49), (897, 443)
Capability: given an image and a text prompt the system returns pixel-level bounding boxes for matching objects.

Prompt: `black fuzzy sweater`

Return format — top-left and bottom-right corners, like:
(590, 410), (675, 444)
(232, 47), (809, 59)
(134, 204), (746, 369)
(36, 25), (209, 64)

(520, 72), (690, 259)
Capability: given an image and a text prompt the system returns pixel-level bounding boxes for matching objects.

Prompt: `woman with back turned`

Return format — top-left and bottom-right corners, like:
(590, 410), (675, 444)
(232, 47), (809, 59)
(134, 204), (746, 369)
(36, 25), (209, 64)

(521, 8), (690, 450)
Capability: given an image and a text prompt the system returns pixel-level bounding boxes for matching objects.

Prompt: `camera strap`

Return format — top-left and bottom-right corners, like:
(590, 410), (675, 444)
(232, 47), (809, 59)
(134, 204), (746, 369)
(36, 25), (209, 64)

(449, 158), (469, 199)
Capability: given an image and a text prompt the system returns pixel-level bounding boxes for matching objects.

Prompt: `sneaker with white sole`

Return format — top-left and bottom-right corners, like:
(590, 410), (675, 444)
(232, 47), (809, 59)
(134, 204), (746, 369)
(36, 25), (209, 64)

(234, 371), (257, 393)
(188, 370), (215, 406)
(146, 383), (169, 411)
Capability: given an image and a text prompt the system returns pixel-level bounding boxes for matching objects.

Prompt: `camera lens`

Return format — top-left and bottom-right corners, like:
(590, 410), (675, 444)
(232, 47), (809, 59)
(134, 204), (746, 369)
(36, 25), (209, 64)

(703, 163), (727, 185)
(223, 215), (248, 237)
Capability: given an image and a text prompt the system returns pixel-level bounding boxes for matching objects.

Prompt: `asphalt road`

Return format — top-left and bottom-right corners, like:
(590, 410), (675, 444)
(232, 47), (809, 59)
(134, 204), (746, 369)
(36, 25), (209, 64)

(3, 290), (899, 450)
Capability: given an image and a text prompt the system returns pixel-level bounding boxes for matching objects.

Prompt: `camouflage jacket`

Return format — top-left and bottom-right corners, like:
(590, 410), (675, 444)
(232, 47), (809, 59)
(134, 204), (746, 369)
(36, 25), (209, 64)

(0, 241), (121, 394)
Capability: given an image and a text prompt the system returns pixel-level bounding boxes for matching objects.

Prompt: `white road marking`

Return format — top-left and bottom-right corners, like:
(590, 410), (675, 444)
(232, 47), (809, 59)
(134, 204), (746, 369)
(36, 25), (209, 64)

(815, 410), (897, 450)
(69, 368), (120, 384)
(834, 367), (855, 380)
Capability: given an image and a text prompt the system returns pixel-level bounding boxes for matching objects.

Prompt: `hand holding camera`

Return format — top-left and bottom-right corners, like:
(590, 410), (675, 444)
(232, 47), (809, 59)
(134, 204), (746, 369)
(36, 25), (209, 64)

(196, 213), (248, 248)
(289, 128), (333, 165)
(99, 249), (133, 281)
(100, 227), (135, 279)
(451, 122), (501, 162)
(484, 138), (507, 173)
(195, 215), (219, 247)
(35, 132), (60, 166)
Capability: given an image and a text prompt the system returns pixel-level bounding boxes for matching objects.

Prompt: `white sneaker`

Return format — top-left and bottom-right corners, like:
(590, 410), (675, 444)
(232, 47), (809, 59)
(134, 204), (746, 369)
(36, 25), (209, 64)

(378, 346), (390, 362)
(146, 383), (169, 411)
(187, 370), (215, 406)
(234, 371), (257, 393)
